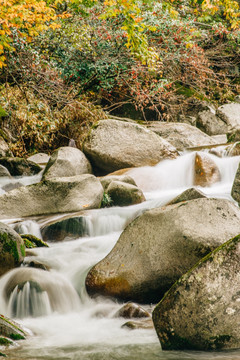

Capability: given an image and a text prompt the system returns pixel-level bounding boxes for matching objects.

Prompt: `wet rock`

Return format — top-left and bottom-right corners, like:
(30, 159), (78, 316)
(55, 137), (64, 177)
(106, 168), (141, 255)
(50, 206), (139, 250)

(106, 181), (145, 207)
(152, 234), (240, 351)
(114, 303), (150, 319)
(122, 318), (154, 330)
(231, 162), (240, 204)
(0, 157), (41, 176)
(227, 127), (240, 143)
(83, 119), (178, 173)
(194, 152), (221, 187)
(100, 175), (137, 191)
(196, 110), (228, 136)
(41, 216), (89, 242)
(23, 260), (49, 271)
(2, 182), (23, 192)
(0, 165), (11, 178)
(217, 103), (240, 130)
(225, 142), (240, 157)
(0, 174), (104, 219)
(146, 122), (217, 151)
(21, 234), (48, 248)
(86, 198), (240, 303)
(0, 314), (27, 340)
(0, 222), (25, 276)
(168, 187), (206, 205)
(42, 147), (92, 180)
(0, 137), (12, 158)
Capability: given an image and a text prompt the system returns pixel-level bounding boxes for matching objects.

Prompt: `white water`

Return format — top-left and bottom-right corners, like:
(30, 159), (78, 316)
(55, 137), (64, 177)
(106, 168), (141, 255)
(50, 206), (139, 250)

(1, 151), (240, 360)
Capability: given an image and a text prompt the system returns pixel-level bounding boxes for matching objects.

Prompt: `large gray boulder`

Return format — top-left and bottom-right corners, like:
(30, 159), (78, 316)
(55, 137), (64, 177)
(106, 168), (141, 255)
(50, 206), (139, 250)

(83, 119), (178, 173)
(106, 181), (145, 207)
(217, 103), (240, 130)
(196, 110), (228, 136)
(0, 174), (104, 219)
(146, 122), (217, 151)
(152, 234), (240, 351)
(86, 198), (240, 303)
(27, 153), (50, 167)
(0, 222), (25, 276)
(42, 147), (92, 180)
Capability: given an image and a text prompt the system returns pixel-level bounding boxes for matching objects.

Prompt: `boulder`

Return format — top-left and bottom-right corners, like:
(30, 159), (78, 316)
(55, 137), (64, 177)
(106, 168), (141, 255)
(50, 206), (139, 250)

(146, 122), (217, 151)
(42, 147), (92, 180)
(231, 162), (240, 204)
(0, 157), (41, 176)
(196, 111), (228, 136)
(0, 174), (104, 219)
(167, 187), (206, 205)
(86, 198), (240, 303)
(217, 103), (240, 130)
(0, 137), (12, 157)
(100, 175), (137, 190)
(41, 216), (89, 242)
(0, 222), (25, 276)
(0, 165), (11, 178)
(122, 318), (154, 330)
(114, 303), (151, 319)
(83, 119), (178, 173)
(27, 153), (50, 166)
(106, 181), (145, 207)
(194, 152), (221, 187)
(152, 234), (240, 351)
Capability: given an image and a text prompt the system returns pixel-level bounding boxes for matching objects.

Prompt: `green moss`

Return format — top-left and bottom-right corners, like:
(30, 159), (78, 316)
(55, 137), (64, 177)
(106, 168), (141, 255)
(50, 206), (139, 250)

(21, 234), (48, 248)
(0, 315), (25, 336)
(0, 337), (12, 346)
(0, 105), (7, 118)
(0, 352), (6, 357)
(1, 233), (19, 263)
(22, 238), (36, 249)
(101, 192), (113, 208)
(9, 333), (25, 341)
(20, 244), (26, 256)
(210, 335), (232, 349)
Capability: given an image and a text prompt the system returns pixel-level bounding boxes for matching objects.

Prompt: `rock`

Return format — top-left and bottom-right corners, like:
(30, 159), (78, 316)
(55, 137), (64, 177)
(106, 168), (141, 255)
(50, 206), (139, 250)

(146, 122), (217, 151)
(0, 174), (104, 219)
(235, 95), (240, 104)
(21, 234), (48, 248)
(42, 147), (92, 180)
(0, 222), (25, 276)
(152, 234), (240, 351)
(0, 165), (11, 178)
(2, 182), (23, 192)
(227, 127), (240, 143)
(178, 115), (196, 126)
(211, 134), (227, 144)
(86, 198), (240, 303)
(41, 216), (89, 242)
(0, 314), (27, 340)
(122, 318), (154, 330)
(23, 260), (49, 271)
(0, 157), (42, 176)
(114, 303), (150, 319)
(83, 119), (178, 173)
(0, 137), (12, 157)
(194, 152), (221, 187)
(168, 187), (206, 205)
(196, 111), (228, 136)
(231, 162), (240, 204)
(106, 181), (145, 207)
(27, 153), (50, 166)
(225, 142), (240, 157)
(217, 103), (240, 130)
(100, 175), (137, 191)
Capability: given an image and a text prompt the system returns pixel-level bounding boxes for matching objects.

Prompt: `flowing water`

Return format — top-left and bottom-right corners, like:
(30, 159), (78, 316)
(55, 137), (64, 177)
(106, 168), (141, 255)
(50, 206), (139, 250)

(1, 151), (240, 360)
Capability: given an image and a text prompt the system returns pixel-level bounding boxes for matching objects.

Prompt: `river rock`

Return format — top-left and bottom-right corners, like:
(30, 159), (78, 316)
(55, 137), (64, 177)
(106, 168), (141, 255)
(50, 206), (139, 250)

(217, 103), (240, 130)
(196, 111), (228, 136)
(122, 318), (154, 330)
(152, 234), (240, 351)
(83, 119), (178, 173)
(0, 174), (104, 219)
(0, 165), (11, 177)
(194, 152), (221, 187)
(27, 153), (50, 166)
(0, 137), (12, 157)
(41, 216), (89, 242)
(0, 157), (42, 176)
(42, 147), (92, 180)
(85, 198), (240, 303)
(168, 187), (206, 205)
(0, 222), (25, 276)
(231, 162), (240, 204)
(21, 234), (48, 248)
(106, 181), (145, 207)
(146, 122), (217, 151)
(114, 303), (151, 319)
(0, 314), (27, 340)
(100, 175), (137, 190)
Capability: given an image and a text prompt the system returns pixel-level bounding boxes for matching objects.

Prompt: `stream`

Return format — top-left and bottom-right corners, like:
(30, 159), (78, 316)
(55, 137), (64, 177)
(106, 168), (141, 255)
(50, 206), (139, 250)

(0, 151), (240, 360)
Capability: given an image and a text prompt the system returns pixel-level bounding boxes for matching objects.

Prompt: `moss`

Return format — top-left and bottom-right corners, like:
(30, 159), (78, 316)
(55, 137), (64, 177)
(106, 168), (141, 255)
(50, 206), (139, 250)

(0, 315), (25, 336)
(210, 335), (232, 350)
(21, 234), (48, 248)
(0, 352), (6, 357)
(0, 105), (7, 118)
(0, 338), (12, 346)
(1, 233), (19, 263)
(101, 192), (113, 208)
(20, 244), (26, 256)
(22, 238), (37, 249)
(9, 333), (24, 341)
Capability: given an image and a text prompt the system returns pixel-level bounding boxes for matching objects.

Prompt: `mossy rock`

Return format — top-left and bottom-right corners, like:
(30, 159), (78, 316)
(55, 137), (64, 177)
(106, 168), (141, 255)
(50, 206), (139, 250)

(21, 234), (48, 248)
(0, 157), (41, 176)
(0, 314), (27, 340)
